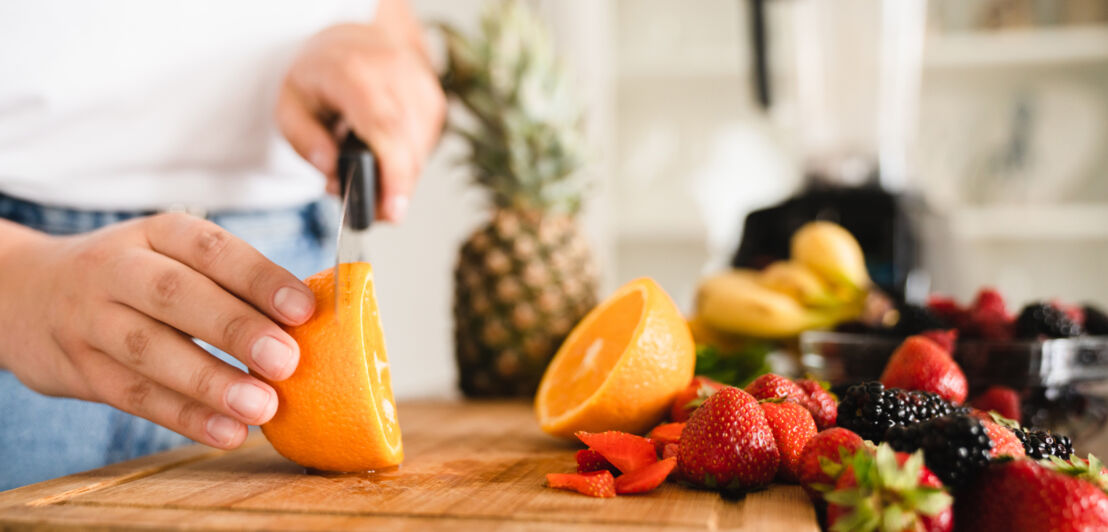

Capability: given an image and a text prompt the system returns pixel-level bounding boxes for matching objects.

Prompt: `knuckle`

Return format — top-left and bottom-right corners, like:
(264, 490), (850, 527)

(176, 400), (206, 433)
(122, 327), (151, 367)
(189, 363), (220, 399)
(123, 378), (153, 411)
(192, 222), (233, 270)
(152, 269), (183, 308)
(219, 313), (254, 352)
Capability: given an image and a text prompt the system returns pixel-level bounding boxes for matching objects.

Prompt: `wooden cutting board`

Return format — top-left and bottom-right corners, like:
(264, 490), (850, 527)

(0, 400), (819, 531)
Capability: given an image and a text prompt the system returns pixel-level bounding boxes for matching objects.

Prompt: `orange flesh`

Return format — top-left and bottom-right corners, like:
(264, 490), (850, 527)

(545, 289), (645, 417)
(360, 276), (400, 451)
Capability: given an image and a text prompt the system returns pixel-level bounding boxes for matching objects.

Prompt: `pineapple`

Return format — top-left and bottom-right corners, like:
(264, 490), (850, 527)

(441, 1), (598, 397)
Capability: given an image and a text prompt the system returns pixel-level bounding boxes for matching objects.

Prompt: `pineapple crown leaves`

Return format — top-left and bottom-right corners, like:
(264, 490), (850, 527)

(1043, 453), (1108, 494)
(824, 445), (953, 532)
(438, 0), (589, 215)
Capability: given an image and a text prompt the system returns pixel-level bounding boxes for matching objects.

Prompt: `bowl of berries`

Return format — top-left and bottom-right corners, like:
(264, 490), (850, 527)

(801, 288), (1108, 457)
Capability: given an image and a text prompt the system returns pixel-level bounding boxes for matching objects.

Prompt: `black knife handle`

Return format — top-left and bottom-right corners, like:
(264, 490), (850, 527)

(337, 132), (377, 230)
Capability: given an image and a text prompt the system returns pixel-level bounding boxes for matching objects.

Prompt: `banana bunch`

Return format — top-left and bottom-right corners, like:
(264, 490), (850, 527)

(692, 221), (871, 340)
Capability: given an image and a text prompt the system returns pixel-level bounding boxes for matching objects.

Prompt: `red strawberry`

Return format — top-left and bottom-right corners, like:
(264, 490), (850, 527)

(546, 470), (616, 498)
(970, 385), (1021, 422)
(647, 422), (684, 455)
(614, 456), (677, 494)
(826, 445), (953, 532)
(575, 431), (657, 474)
(880, 335), (968, 404)
(927, 296), (966, 330)
(921, 329), (958, 353)
(677, 386), (779, 491)
(964, 288), (1014, 341)
(662, 443), (679, 460)
(670, 376), (725, 422)
(760, 400), (818, 483)
(575, 449), (617, 473)
(795, 379), (837, 429)
(968, 410), (1026, 459)
(745, 373), (810, 404)
(797, 427), (866, 500)
(956, 459), (1108, 532)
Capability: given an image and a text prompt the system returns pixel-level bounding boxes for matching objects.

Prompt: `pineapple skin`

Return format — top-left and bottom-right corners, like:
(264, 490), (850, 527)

(454, 209), (598, 397)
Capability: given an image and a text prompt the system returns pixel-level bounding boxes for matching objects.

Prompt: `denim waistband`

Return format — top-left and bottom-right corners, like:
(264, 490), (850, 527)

(0, 191), (335, 243)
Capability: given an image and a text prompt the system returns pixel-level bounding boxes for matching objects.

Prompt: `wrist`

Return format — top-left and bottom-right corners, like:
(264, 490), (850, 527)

(0, 220), (53, 372)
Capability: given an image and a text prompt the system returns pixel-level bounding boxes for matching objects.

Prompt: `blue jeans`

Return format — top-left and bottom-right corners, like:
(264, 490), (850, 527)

(0, 192), (336, 490)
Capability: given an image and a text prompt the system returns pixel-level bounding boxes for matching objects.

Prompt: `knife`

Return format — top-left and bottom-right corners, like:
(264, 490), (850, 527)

(334, 132), (377, 316)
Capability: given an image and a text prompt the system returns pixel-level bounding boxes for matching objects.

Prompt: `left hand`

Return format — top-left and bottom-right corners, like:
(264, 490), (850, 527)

(276, 2), (445, 223)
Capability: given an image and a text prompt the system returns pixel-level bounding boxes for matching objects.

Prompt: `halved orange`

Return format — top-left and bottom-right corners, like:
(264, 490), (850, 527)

(257, 262), (402, 472)
(535, 277), (695, 438)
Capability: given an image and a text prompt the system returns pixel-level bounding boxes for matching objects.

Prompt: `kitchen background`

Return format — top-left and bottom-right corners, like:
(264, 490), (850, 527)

(367, 0), (1108, 398)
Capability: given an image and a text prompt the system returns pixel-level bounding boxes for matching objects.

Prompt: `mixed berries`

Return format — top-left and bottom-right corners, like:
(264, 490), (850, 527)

(544, 330), (1107, 531)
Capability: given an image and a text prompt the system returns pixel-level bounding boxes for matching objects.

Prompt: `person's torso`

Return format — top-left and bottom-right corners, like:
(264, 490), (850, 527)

(0, 0), (377, 211)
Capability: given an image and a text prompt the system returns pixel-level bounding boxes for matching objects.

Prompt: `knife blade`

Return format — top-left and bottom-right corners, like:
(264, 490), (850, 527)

(334, 132), (377, 316)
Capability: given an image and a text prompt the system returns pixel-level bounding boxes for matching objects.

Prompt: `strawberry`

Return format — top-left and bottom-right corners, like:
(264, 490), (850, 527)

(921, 329), (958, 353)
(745, 373), (810, 404)
(956, 458), (1108, 532)
(970, 385), (1021, 422)
(614, 456), (677, 494)
(760, 400), (818, 483)
(927, 296), (966, 330)
(575, 431), (657, 474)
(546, 470), (616, 498)
(797, 427), (866, 500)
(677, 386), (779, 491)
(670, 376), (725, 422)
(647, 422), (684, 455)
(575, 449), (617, 473)
(880, 335), (968, 404)
(972, 412), (1026, 459)
(825, 445), (953, 532)
(964, 288), (1013, 341)
(662, 443), (679, 460)
(796, 378), (837, 429)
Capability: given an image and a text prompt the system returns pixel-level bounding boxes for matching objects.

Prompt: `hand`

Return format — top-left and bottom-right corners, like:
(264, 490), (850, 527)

(276, 7), (446, 223)
(0, 214), (315, 449)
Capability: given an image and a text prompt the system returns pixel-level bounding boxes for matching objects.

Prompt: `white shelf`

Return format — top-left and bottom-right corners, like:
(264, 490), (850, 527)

(947, 203), (1108, 240)
(925, 26), (1108, 69)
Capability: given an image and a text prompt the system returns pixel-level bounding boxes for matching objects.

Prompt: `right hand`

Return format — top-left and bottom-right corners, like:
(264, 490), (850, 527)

(0, 213), (315, 449)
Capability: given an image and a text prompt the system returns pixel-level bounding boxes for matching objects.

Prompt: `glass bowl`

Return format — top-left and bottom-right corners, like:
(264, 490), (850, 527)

(799, 331), (1108, 456)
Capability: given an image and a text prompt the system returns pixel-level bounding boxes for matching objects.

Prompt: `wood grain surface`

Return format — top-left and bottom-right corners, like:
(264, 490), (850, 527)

(0, 400), (819, 531)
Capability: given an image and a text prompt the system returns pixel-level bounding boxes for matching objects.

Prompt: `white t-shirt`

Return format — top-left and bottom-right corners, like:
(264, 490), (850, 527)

(0, 0), (377, 211)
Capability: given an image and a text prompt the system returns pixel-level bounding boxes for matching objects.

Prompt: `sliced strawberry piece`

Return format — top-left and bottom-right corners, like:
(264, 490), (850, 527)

(662, 443), (679, 460)
(546, 470), (616, 498)
(615, 457), (677, 494)
(575, 449), (617, 473)
(576, 431), (657, 474)
(647, 422), (684, 455)
(921, 329), (958, 353)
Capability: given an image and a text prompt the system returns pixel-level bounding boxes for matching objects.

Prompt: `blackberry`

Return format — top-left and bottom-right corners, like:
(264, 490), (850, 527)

(885, 414), (993, 489)
(1084, 305), (1108, 336)
(1013, 427), (1073, 460)
(836, 382), (966, 442)
(892, 303), (947, 336)
(1015, 302), (1082, 339)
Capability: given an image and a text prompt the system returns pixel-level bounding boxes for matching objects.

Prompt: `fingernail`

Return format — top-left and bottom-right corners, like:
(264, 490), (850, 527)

(206, 414), (242, 447)
(310, 149), (331, 174)
(251, 336), (297, 380)
(274, 286), (313, 322)
(226, 382), (275, 423)
(388, 195), (409, 222)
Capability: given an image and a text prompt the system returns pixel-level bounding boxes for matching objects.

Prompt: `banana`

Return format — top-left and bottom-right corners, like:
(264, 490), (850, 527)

(791, 221), (872, 293)
(695, 270), (844, 338)
(758, 260), (840, 308)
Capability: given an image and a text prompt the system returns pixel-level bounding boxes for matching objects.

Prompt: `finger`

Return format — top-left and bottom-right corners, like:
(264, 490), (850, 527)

(143, 212), (315, 326)
(74, 347), (248, 449)
(340, 79), (418, 223)
(87, 303), (278, 425)
(109, 247), (300, 382)
(276, 84), (339, 179)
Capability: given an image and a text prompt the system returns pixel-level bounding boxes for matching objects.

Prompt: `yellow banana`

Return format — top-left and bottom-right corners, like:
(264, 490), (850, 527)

(695, 270), (843, 338)
(758, 260), (841, 308)
(791, 221), (871, 293)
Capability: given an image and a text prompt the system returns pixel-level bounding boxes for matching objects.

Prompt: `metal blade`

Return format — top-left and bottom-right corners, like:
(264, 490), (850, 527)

(333, 163), (356, 317)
